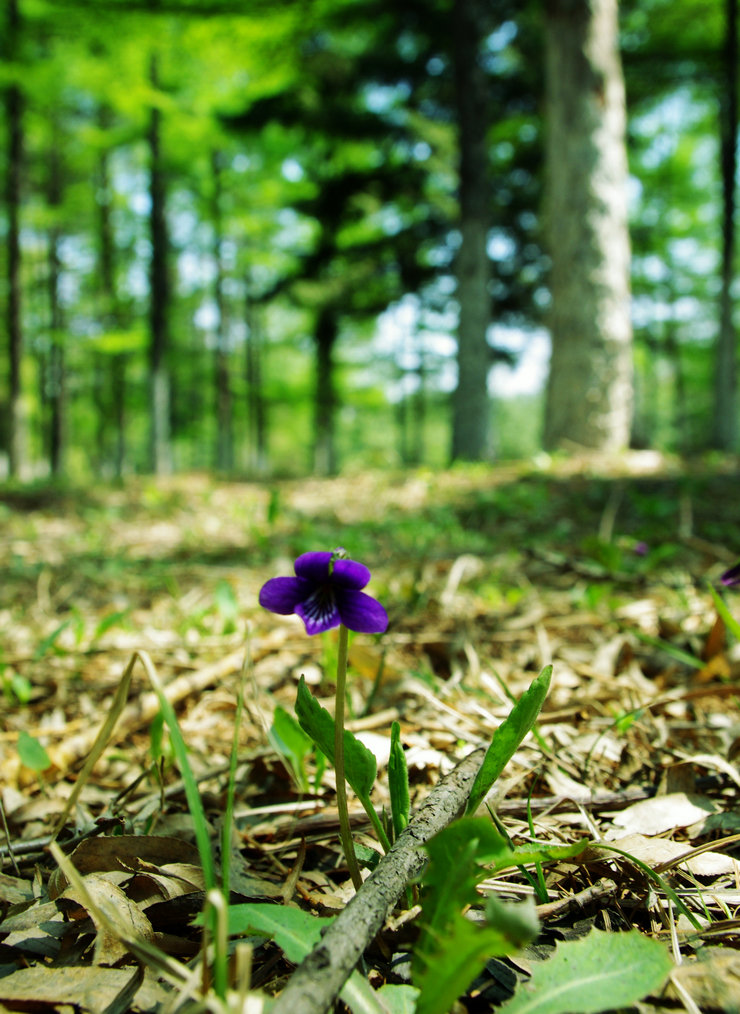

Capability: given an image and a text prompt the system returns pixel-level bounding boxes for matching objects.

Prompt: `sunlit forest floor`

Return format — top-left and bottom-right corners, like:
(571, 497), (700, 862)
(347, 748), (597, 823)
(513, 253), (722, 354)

(2, 453), (740, 1012)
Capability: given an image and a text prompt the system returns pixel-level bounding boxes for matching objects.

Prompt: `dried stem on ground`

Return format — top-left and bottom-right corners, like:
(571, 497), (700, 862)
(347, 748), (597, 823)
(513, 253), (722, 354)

(271, 746), (485, 1014)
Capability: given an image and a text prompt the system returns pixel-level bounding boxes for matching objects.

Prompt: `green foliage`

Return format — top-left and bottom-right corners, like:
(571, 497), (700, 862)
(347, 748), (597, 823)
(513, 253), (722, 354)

(388, 720), (410, 840)
(268, 704), (314, 793)
(295, 675), (376, 801)
(226, 904), (391, 1014)
(17, 730), (51, 772)
(498, 929), (672, 1014)
(708, 582), (740, 641)
(213, 580), (239, 635)
(3, 670), (32, 706)
(413, 817), (539, 1014)
(466, 666), (552, 816)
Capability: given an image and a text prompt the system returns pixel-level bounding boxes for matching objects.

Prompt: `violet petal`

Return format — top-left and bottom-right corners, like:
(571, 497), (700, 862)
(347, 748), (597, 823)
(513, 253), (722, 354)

(296, 590), (341, 635)
(259, 576), (310, 614)
(721, 562), (740, 588)
(294, 551), (333, 582)
(336, 589), (389, 634)
(332, 558), (371, 589)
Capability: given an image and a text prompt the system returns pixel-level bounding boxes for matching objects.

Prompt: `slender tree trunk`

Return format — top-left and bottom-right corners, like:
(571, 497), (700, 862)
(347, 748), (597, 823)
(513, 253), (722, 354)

(314, 306), (338, 476)
(46, 125), (65, 477)
(450, 0), (491, 462)
(543, 0), (633, 451)
(5, 0), (26, 479)
(97, 108), (128, 478)
(148, 54), (172, 475)
(713, 0), (738, 450)
(245, 294), (267, 473)
(211, 151), (233, 472)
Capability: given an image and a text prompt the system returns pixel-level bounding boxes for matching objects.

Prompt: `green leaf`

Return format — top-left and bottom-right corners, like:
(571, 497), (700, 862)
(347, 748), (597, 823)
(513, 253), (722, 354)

(708, 582), (740, 640)
(388, 721), (410, 840)
(498, 928), (673, 1014)
(414, 818), (510, 983)
(214, 580), (239, 634)
(227, 904), (389, 1014)
(92, 609), (129, 642)
(295, 676), (377, 800)
(228, 903), (329, 963)
(414, 902), (538, 1014)
(33, 620), (71, 660)
(17, 730), (51, 772)
(269, 705), (313, 792)
(466, 666), (552, 816)
(377, 984), (419, 1014)
(491, 840), (590, 873)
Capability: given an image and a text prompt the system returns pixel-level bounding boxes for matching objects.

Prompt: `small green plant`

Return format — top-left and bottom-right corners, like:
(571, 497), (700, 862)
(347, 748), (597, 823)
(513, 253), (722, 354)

(259, 548), (389, 889)
(269, 704), (323, 794)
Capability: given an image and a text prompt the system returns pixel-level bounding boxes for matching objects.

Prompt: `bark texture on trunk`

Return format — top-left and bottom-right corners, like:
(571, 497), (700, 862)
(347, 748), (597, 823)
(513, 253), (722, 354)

(148, 54), (172, 476)
(211, 152), (233, 472)
(245, 297), (267, 474)
(97, 115), (128, 478)
(713, 0), (738, 450)
(451, 0), (491, 462)
(5, 0), (26, 478)
(47, 127), (65, 477)
(543, 0), (633, 452)
(314, 306), (338, 476)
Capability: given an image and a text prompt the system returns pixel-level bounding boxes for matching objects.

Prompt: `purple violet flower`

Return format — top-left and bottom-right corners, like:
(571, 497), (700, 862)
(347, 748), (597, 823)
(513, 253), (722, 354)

(721, 562), (740, 588)
(259, 550), (388, 636)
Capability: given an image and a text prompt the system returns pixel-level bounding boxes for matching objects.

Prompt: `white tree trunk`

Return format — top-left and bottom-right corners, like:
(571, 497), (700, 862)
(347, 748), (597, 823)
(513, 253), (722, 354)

(543, 0), (633, 451)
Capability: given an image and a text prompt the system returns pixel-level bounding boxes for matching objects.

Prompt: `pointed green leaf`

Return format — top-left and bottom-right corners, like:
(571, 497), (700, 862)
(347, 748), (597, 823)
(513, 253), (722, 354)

(415, 902), (538, 1014)
(498, 928), (672, 1014)
(17, 731), (51, 772)
(295, 676), (376, 800)
(227, 904), (389, 1014)
(377, 984), (419, 1014)
(466, 666), (552, 816)
(388, 721), (410, 839)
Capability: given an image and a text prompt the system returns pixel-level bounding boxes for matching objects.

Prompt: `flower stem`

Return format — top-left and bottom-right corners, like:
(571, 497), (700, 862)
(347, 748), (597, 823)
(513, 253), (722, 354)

(334, 624), (363, 890)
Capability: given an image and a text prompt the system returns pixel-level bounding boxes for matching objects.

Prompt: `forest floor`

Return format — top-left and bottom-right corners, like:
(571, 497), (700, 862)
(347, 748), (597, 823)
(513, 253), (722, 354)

(1, 452), (740, 1013)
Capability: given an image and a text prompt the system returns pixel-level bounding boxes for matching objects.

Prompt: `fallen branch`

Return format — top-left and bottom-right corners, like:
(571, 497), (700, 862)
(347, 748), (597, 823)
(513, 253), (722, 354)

(270, 746), (485, 1014)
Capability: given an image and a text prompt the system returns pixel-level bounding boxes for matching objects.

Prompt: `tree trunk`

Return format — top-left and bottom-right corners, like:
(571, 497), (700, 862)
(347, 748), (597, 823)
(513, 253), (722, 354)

(97, 107), (128, 478)
(543, 0), (633, 452)
(46, 124), (65, 477)
(713, 0), (738, 450)
(245, 294), (267, 473)
(5, 0), (26, 479)
(211, 152), (233, 472)
(148, 54), (172, 476)
(450, 0), (491, 462)
(314, 306), (338, 476)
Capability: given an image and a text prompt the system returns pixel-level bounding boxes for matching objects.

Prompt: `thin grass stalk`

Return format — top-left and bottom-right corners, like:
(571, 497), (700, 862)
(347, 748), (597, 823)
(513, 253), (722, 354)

(334, 624), (363, 890)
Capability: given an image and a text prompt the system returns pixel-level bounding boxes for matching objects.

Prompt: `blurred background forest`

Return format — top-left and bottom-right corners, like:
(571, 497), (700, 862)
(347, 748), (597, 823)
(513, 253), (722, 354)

(0, 0), (735, 481)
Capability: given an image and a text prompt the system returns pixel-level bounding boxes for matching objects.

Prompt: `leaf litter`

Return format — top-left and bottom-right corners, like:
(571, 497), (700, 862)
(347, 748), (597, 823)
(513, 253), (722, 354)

(1, 457), (740, 1012)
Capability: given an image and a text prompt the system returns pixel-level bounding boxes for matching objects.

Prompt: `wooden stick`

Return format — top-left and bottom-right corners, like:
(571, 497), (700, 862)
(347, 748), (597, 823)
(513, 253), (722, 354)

(270, 746), (485, 1014)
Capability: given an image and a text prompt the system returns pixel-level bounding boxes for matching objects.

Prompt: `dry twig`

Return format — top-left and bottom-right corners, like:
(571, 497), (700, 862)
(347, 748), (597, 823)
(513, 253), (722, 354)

(271, 746), (485, 1014)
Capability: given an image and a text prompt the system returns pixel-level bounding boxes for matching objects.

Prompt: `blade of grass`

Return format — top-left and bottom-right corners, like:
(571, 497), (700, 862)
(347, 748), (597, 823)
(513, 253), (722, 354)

(137, 651), (216, 892)
(708, 582), (740, 640)
(50, 651), (137, 841)
(629, 629), (704, 669)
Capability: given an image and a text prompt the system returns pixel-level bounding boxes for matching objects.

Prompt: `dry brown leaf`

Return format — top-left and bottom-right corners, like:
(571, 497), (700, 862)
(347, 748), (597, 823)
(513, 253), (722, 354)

(62, 873), (155, 966)
(48, 835), (202, 898)
(669, 948), (740, 1011)
(605, 833), (740, 876)
(603, 793), (719, 838)
(0, 871), (34, 905)
(0, 964), (142, 1013)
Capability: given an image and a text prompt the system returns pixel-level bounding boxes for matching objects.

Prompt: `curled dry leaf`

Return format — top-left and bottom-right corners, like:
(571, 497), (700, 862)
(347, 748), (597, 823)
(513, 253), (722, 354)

(62, 872), (155, 966)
